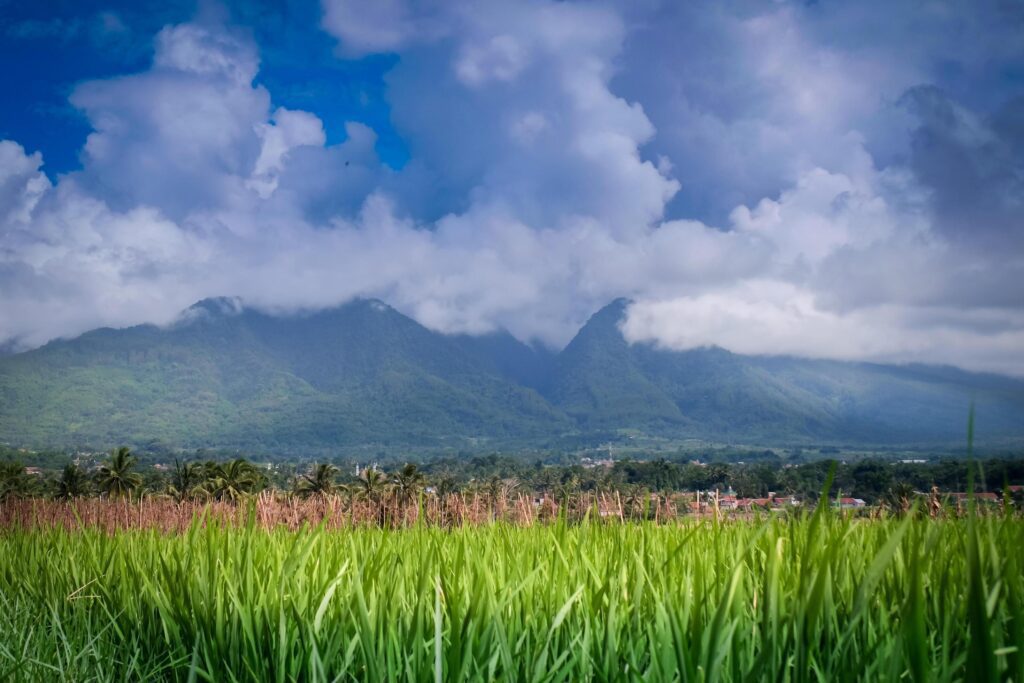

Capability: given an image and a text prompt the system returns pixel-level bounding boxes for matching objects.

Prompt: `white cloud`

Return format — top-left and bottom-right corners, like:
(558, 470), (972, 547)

(623, 284), (1024, 377)
(0, 1), (1022, 377)
(320, 0), (425, 56)
(153, 22), (259, 83)
(248, 108), (327, 198)
(0, 141), (50, 225)
(456, 34), (529, 86)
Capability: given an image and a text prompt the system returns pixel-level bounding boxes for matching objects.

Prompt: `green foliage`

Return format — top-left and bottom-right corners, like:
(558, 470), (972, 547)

(94, 446), (142, 498)
(354, 466), (388, 502)
(54, 463), (91, 500)
(0, 461), (38, 501)
(201, 458), (266, 502)
(1, 516), (1022, 680)
(294, 462), (340, 499)
(391, 462), (425, 505)
(168, 460), (204, 502)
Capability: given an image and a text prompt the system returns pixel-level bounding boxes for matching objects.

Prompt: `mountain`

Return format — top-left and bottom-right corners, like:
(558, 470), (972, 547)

(548, 300), (689, 429)
(0, 298), (569, 451)
(0, 297), (1021, 452)
(450, 331), (555, 392)
(546, 300), (1024, 444)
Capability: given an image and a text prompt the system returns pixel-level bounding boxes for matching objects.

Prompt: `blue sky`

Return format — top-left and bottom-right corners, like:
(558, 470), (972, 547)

(1, 0), (1023, 374)
(1, 0), (406, 174)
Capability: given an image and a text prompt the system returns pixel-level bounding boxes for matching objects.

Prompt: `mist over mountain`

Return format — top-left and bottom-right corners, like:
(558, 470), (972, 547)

(551, 300), (1024, 444)
(0, 298), (1021, 454)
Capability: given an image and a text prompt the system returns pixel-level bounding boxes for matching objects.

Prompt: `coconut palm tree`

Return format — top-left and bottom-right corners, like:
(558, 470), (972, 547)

(434, 473), (459, 501)
(623, 484), (648, 520)
(391, 463), (424, 506)
(295, 463), (339, 499)
(168, 460), (204, 502)
(54, 463), (90, 500)
(204, 459), (264, 503)
(0, 462), (34, 501)
(95, 447), (142, 499)
(356, 466), (388, 502)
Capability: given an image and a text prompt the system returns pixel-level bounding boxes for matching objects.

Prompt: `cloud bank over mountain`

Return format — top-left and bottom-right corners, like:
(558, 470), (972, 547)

(1, 0), (1022, 374)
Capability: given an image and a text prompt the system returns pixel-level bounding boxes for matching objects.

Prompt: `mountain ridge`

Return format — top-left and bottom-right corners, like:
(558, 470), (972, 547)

(0, 297), (1021, 453)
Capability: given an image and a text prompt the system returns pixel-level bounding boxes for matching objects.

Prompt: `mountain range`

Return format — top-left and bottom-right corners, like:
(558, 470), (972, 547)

(0, 297), (1021, 453)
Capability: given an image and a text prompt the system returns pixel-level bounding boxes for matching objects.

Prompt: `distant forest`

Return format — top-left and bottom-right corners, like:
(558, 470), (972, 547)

(3, 443), (1024, 506)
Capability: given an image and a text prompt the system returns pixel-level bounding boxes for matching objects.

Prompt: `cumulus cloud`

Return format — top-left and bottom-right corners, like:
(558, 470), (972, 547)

(248, 107), (327, 198)
(0, 141), (50, 225)
(0, 0), (1022, 376)
(69, 22), (268, 219)
(320, 0), (425, 56)
(622, 284), (1024, 376)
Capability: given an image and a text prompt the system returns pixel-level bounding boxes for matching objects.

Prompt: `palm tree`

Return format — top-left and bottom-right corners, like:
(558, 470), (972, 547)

(204, 459), (264, 503)
(168, 460), (204, 502)
(483, 476), (518, 518)
(623, 484), (648, 520)
(555, 475), (581, 506)
(391, 463), (424, 506)
(0, 462), (33, 501)
(484, 475), (503, 503)
(295, 463), (339, 499)
(434, 473), (458, 501)
(95, 447), (142, 499)
(356, 466), (388, 502)
(54, 463), (90, 500)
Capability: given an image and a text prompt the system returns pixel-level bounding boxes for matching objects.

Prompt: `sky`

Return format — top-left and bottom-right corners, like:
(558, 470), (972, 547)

(1, 0), (1023, 374)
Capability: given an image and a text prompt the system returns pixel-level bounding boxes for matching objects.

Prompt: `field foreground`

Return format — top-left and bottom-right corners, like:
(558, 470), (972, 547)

(1, 514), (1022, 681)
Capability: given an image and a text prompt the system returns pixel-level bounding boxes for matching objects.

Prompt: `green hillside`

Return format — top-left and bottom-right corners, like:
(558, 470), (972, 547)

(547, 300), (1024, 444)
(0, 297), (1022, 452)
(0, 298), (569, 451)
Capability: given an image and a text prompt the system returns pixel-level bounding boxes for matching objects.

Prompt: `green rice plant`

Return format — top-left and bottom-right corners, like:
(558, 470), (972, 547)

(0, 511), (1022, 681)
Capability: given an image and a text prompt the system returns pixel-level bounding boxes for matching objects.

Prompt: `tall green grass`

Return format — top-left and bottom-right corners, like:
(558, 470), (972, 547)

(0, 514), (1021, 681)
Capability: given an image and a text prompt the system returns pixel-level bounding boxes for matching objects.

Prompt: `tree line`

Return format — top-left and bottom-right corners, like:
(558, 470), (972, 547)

(2, 447), (1024, 507)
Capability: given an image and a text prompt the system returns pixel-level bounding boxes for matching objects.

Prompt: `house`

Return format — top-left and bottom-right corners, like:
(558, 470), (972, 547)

(580, 457), (614, 469)
(833, 497), (866, 509)
(717, 495), (738, 510)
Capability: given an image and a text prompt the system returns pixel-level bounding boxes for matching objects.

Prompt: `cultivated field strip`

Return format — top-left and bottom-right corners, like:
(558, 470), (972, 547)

(1, 512), (1022, 681)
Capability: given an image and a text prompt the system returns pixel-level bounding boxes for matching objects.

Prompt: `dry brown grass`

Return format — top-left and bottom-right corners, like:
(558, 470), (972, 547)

(0, 490), (695, 532)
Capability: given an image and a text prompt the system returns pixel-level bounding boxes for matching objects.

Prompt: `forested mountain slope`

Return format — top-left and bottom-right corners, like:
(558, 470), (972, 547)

(1, 297), (1021, 451)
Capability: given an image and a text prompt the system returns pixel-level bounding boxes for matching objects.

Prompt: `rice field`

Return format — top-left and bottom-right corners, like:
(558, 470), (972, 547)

(1, 505), (1022, 683)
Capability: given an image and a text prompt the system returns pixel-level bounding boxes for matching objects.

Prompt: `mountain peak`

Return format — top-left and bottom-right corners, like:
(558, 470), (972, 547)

(356, 298), (393, 313)
(3, 294), (1023, 450)
(181, 296), (245, 322)
(571, 298), (633, 342)
(604, 297), (632, 312)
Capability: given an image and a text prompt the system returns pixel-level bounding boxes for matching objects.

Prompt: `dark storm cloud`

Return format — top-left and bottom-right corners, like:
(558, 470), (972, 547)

(903, 86), (1024, 253)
